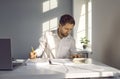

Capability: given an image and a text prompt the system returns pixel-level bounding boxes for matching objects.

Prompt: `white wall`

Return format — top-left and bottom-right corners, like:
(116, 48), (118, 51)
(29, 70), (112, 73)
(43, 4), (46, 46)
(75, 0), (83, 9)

(92, 0), (120, 69)
(0, 0), (73, 59)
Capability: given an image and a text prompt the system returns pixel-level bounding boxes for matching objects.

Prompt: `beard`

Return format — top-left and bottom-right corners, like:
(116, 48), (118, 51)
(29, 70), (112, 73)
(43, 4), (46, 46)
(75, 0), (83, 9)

(61, 32), (68, 37)
(58, 28), (69, 38)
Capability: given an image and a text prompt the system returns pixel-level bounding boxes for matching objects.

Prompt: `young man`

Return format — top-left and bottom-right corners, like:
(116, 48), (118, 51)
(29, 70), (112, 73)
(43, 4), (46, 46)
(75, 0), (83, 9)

(30, 14), (80, 59)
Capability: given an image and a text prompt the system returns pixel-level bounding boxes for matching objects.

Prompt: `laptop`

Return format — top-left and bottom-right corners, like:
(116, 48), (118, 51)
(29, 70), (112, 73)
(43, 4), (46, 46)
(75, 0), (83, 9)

(0, 39), (24, 70)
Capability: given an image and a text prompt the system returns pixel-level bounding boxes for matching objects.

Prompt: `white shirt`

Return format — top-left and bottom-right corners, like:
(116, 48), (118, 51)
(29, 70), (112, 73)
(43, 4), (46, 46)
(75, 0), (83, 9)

(35, 30), (77, 59)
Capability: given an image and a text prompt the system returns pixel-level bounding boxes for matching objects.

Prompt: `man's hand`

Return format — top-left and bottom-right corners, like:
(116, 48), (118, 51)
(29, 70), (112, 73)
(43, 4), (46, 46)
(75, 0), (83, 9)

(70, 54), (81, 59)
(29, 52), (37, 59)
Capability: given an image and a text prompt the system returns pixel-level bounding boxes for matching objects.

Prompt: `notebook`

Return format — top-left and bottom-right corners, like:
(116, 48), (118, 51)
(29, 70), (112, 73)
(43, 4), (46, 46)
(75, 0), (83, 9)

(0, 39), (24, 70)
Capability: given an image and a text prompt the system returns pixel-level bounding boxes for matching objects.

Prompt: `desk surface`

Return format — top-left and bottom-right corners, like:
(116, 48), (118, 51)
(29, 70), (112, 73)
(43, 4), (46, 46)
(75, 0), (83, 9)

(0, 62), (64, 79)
(0, 58), (120, 79)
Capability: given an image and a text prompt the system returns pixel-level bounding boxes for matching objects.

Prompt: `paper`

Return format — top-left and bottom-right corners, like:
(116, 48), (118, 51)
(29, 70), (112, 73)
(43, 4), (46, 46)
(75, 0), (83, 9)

(76, 64), (105, 71)
(50, 59), (72, 65)
(25, 58), (49, 65)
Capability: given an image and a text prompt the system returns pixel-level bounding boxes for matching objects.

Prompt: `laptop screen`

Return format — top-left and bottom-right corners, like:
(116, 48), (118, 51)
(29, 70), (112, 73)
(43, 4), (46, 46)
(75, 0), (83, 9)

(0, 39), (13, 70)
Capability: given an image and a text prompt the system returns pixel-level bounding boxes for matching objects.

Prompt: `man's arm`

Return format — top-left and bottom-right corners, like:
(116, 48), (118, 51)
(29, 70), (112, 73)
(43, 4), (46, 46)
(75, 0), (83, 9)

(69, 38), (81, 58)
(29, 33), (47, 59)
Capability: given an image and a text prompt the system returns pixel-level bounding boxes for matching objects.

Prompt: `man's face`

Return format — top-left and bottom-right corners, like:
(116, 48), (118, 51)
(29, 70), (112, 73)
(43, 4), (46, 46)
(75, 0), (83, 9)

(59, 23), (74, 37)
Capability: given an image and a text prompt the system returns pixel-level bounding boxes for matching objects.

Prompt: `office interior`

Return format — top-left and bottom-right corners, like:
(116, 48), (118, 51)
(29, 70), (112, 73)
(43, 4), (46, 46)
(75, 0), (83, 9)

(0, 0), (120, 70)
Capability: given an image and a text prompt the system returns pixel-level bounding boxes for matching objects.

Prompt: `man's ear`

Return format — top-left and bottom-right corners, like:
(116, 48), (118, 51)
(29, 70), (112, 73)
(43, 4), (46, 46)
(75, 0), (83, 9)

(59, 24), (62, 29)
(59, 24), (62, 27)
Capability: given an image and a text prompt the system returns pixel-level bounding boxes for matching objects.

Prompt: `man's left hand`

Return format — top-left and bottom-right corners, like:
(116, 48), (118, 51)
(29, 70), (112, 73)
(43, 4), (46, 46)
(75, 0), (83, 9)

(70, 54), (81, 58)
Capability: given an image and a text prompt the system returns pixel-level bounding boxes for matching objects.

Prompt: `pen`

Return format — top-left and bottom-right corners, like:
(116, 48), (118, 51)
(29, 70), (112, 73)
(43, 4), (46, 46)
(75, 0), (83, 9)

(31, 46), (36, 56)
(31, 46), (35, 52)
(30, 46), (37, 59)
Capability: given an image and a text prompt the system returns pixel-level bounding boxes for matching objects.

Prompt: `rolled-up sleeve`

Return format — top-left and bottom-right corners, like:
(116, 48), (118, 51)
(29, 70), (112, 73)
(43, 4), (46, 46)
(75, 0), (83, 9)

(35, 34), (47, 57)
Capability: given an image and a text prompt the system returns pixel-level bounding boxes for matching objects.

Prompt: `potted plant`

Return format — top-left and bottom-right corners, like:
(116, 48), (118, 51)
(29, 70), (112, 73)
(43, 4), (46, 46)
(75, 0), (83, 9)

(80, 37), (89, 49)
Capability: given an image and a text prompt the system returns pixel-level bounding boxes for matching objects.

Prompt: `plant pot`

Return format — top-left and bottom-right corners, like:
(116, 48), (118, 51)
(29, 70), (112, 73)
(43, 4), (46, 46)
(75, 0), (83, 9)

(83, 45), (87, 49)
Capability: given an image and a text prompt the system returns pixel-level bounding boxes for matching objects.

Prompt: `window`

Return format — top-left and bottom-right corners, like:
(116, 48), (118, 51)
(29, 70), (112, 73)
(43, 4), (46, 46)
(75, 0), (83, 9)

(43, 0), (58, 13)
(74, 0), (92, 50)
(42, 0), (58, 34)
(42, 17), (58, 34)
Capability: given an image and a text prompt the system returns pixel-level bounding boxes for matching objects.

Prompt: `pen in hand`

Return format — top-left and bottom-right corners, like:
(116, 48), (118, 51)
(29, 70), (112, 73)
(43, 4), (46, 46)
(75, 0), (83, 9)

(31, 46), (35, 52)
(30, 46), (36, 59)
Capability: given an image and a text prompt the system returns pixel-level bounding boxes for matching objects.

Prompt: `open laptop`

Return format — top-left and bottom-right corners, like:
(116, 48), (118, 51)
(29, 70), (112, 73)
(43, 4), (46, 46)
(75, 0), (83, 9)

(0, 39), (24, 70)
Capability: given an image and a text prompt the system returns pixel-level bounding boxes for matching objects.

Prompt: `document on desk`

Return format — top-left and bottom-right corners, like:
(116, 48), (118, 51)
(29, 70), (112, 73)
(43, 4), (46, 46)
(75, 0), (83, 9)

(51, 59), (106, 73)
(51, 59), (104, 70)
(25, 58), (104, 70)
(26, 59), (113, 73)
(25, 58), (49, 66)
(70, 64), (105, 72)
(51, 59), (73, 65)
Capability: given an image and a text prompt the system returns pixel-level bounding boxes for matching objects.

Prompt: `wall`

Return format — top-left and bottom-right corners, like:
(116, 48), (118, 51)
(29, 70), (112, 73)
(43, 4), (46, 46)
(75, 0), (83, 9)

(92, 0), (120, 69)
(0, 0), (73, 59)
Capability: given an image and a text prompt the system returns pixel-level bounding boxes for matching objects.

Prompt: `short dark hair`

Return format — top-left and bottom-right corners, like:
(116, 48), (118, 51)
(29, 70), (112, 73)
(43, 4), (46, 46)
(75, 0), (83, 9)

(59, 14), (75, 26)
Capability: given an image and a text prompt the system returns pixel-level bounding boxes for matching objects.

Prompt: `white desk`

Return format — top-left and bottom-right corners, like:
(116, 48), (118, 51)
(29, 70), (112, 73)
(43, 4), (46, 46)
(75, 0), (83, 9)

(0, 58), (120, 79)
(25, 58), (120, 79)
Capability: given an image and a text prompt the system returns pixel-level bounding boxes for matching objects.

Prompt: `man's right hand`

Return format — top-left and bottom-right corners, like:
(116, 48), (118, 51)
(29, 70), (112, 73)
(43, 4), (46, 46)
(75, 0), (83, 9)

(29, 52), (37, 59)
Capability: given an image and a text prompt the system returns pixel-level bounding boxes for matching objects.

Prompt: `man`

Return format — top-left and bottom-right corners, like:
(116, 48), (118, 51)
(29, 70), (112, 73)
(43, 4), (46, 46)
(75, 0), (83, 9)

(30, 14), (80, 59)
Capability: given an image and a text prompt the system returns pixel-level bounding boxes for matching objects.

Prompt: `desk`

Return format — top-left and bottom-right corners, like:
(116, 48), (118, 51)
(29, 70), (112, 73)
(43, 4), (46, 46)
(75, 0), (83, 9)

(25, 58), (120, 79)
(0, 62), (64, 79)
(0, 58), (120, 79)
